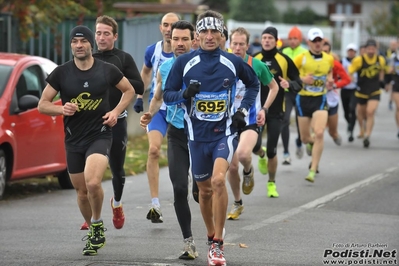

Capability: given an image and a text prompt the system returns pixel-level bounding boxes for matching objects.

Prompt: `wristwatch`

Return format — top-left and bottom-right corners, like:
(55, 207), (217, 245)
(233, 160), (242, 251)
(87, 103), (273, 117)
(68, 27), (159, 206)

(237, 108), (248, 117)
(262, 107), (268, 114)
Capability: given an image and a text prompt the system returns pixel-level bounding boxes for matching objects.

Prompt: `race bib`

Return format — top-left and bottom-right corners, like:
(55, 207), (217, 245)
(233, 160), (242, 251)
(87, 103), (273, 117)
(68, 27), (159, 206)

(304, 75), (327, 93)
(193, 91), (229, 121)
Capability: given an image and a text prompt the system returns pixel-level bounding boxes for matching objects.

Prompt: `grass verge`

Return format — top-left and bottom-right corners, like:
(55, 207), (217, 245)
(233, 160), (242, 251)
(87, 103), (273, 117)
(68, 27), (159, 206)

(2, 134), (168, 200)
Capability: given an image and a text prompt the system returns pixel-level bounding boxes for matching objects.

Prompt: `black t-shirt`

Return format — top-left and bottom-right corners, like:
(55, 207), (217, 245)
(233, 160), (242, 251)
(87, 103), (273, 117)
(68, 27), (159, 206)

(93, 48), (144, 114)
(46, 58), (123, 150)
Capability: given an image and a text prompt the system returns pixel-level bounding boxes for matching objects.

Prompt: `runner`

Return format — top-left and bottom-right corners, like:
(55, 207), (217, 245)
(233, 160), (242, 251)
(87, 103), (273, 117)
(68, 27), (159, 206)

(139, 20), (199, 260)
(253, 26), (302, 195)
(293, 28), (334, 182)
(348, 39), (386, 148)
(38, 25), (135, 255)
(163, 10), (260, 266)
(133, 13), (180, 223)
(226, 27), (278, 220)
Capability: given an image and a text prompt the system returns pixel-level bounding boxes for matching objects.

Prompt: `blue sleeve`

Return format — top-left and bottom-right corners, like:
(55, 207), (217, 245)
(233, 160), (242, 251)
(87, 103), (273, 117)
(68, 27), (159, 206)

(238, 61), (260, 110)
(144, 44), (156, 68)
(163, 57), (187, 105)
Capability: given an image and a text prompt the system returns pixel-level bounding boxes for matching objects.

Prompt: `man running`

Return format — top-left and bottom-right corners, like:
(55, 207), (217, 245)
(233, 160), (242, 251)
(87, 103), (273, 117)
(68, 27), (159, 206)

(280, 26), (308, 164)
(253, 26), (302, 195)
(322, 41), (351, 145)
(77, 15), (144, 231)
(163, 10), (260, 266)
(226, 27), (278, 220)
(348, 39), (386, 148)
(133, 13), (180, 223)
(38, 25), (135, 255)
(293, 28), (334, 182)
(140, 20), (199, 260)
(340, 43), (359, 142)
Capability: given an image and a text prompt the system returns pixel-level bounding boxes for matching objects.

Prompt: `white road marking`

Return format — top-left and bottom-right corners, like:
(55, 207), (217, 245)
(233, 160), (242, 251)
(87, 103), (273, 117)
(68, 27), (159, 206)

(240, 167), (397, 231)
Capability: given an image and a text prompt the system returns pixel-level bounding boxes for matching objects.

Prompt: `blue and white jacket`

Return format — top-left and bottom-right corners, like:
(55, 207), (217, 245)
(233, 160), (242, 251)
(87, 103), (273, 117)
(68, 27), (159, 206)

(163, 48), (259, 142)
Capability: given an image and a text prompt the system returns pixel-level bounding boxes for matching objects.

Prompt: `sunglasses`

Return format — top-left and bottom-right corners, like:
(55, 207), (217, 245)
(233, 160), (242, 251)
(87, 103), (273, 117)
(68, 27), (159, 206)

(311, 38), (323, 43)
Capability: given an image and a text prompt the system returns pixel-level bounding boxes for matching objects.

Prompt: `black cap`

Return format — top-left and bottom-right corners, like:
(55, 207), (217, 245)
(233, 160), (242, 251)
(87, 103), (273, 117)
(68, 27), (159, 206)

(69, 25), (94, 48)
(262, 27), (278, 40)
(365, 39), (377, 47)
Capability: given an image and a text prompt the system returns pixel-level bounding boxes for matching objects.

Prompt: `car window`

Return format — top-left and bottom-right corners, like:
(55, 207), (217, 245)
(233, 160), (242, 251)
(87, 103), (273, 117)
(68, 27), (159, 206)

(0, 65), (12, 98)
(16, 65), (45, 99)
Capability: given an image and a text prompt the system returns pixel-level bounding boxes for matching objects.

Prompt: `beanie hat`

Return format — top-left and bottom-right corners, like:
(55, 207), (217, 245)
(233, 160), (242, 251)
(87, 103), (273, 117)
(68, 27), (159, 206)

(69, 25), (94, 48)
(288, 26), (302, 41)
(262, 27), (278, 40)
(365, 39), (377, 47)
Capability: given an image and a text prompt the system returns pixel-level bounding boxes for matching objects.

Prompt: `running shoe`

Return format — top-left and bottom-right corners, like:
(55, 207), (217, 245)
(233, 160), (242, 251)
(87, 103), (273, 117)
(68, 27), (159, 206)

(82, 221), (106, 255)
(89, 221), (106, 249)
(207, 242), (226, 266)
(146, 204), (163, 223)
(306, 143), (313, 156)
(80, 221), (89, 230)
(296, 144), (304, 159)
(242, 166), (254, 195)
(110, 197), (125, 229)
(333, 135), (342, 146)
(227, 202), (244, 220)
(82, 230), (97, 256)
(305, 171), (315, 183)
(258, 147), (268, 175)
(282, 153), (291, 165)
(267, 181), (279, 198)
(179, 236), (198, 260)
(363, 137), (370, 148)
(348, 132), (354, 142)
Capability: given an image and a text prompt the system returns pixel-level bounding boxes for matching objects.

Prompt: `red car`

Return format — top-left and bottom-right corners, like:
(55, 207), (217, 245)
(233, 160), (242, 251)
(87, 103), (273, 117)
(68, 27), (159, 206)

(0, 52), (72, 199)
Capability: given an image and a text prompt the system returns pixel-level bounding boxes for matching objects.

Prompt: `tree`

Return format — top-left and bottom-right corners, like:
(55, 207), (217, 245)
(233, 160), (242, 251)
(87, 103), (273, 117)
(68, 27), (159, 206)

(0, 0), (89, 41)
(229, 0), (279, 23)
(201, 0), (229, 13)
(367, 1), (399, 35)
(281, 6), (298, 24)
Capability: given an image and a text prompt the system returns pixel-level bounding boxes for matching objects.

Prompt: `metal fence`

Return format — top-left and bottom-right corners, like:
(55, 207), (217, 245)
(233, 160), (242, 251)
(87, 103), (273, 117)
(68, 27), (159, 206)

(0, 13), (163, 69)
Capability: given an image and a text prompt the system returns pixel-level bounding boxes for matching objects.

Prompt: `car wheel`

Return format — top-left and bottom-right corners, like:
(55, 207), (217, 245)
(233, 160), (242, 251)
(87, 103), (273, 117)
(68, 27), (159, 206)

(0, 149), (7, 200)
(57, 170), (74, 189)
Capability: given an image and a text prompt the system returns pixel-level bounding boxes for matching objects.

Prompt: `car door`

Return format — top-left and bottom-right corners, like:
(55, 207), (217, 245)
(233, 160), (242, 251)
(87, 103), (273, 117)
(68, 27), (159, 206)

(11, 64), (65, 175)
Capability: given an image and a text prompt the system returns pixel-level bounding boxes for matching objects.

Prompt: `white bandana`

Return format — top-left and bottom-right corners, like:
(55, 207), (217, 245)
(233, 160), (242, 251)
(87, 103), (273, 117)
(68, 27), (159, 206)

(196, 17), (224, 34)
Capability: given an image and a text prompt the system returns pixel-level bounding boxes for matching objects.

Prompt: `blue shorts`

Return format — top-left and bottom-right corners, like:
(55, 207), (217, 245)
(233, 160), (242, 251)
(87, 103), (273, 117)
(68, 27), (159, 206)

(189, 134), (238, 182)
(147, 109), (168, 136)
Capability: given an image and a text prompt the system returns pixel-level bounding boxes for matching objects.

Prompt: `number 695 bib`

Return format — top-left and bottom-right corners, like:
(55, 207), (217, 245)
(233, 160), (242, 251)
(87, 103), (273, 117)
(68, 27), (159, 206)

(193, 91), (229, 121)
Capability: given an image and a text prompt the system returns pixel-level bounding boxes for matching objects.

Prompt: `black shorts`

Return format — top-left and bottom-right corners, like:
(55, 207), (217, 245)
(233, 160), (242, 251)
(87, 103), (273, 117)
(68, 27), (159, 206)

(328, 105), (338, 116)
(238, 123), (260, 138)
(296, 94), (328, 118)
(355, 90), (381, 105)
(66, 138), (112, 174)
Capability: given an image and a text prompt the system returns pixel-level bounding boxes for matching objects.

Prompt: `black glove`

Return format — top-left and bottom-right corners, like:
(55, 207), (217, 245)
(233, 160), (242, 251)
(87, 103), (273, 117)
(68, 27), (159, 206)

(379, 80), (385, 89)
(232, 111), (246, 129)
(183, 82), (201, 99)
(133, 98), (143, 113)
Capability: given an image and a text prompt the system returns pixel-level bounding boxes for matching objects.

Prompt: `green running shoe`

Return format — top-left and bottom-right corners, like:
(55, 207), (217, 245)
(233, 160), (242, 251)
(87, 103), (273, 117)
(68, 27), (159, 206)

(267, 181), (279, 198)
(258, 147), (268, 175)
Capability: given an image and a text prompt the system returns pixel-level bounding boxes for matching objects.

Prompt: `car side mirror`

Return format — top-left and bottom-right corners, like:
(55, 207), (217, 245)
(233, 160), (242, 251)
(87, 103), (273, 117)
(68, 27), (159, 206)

(18, 95), (39, 112)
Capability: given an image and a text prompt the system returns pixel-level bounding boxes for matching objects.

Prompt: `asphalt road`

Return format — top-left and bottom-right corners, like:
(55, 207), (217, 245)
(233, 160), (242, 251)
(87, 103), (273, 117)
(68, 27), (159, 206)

(1, 92), (398, 266)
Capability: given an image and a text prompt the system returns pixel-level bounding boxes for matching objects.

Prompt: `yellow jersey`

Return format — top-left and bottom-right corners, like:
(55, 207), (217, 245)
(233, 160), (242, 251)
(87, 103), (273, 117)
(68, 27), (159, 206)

(294, 51), (334, 96)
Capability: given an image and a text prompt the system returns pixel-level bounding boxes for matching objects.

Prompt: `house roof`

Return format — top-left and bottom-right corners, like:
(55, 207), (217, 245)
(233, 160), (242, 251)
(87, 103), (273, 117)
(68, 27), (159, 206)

(113, 2), (209, 16)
